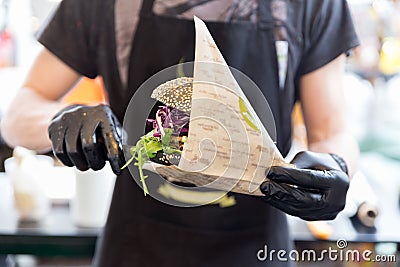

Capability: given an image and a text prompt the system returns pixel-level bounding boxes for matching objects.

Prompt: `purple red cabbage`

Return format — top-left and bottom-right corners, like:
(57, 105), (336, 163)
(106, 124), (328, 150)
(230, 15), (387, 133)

(146, 107), (190, 141)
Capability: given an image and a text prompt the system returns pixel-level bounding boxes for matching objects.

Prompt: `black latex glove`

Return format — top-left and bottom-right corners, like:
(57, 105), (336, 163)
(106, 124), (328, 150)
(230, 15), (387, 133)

(260, 151), (350, 221)
(48, 104), (125, 175)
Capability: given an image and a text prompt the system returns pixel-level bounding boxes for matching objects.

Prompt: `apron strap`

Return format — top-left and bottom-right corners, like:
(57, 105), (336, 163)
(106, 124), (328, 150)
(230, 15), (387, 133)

(260, 0), (293, 41)
(141, 0), (217, 17)
(140, 0), (155, 16)
(165, 0), (216, 16)
(258, 0), (275, 30)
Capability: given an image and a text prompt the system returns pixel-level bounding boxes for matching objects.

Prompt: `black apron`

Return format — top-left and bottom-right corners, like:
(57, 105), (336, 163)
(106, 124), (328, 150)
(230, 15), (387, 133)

(94, 1), (293, 266)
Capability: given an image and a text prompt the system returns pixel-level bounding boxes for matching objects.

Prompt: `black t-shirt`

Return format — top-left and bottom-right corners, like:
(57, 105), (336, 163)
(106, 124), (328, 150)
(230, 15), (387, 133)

(38, 0), (359, 103)
(38, 1), (359, 266)
(39, 0), (359, 154)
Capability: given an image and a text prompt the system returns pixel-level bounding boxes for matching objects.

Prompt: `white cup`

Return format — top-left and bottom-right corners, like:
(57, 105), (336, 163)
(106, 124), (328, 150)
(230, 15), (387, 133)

(4, 155), (54, 222)
(70, 162), (116, 228)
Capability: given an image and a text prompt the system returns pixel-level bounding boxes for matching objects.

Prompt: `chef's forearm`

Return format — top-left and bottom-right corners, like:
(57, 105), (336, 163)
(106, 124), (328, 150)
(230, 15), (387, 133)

(307, 132), (359, 178)
(0, 87), (67, 153)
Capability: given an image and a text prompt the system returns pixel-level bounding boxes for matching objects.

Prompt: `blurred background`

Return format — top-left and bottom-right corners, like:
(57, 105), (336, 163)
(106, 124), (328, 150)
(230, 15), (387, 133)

(0, 0), (400, 266)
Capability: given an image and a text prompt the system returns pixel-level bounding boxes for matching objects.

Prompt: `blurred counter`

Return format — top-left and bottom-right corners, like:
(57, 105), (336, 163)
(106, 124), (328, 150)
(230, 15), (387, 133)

(0, 173), (98, 258)
(0, 205), (98, 257)
(0, 156), (400, 260)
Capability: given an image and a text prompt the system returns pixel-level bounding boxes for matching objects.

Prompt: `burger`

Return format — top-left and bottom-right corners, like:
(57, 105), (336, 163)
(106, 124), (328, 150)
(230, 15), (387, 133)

(122, 77), (194, 195)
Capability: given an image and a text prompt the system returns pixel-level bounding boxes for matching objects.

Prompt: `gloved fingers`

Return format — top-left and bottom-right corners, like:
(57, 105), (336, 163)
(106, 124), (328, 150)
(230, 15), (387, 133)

(99, 124), (123, 175)
(108, 115), (125, 174)
(267, 166), (333, 190)
(261, 181), (344, 221)
(300, 211), (339, 221)
(65, 127), (89, 172)
(264, 195), (314, 219)
(81, 122), (107, 171)
(265, 198), (330, 221)
(110, 113), (123, 134)
(48, 124), (73, 167)
(261, 181), (324, 209)
(290, 151), (338, 170)
(262, 194), (330, 221)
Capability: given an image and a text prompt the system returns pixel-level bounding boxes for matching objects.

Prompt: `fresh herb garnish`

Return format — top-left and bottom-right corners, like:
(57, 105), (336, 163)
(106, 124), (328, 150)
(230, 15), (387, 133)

(122, 107), (188, 196)
(121, 130), (162, 196)
(162, 128), (183, 155)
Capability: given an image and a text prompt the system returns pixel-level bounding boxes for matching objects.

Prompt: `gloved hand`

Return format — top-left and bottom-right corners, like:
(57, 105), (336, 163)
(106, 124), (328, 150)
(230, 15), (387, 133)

(48, 104), (125, 175)
(260, 151), (350, 221)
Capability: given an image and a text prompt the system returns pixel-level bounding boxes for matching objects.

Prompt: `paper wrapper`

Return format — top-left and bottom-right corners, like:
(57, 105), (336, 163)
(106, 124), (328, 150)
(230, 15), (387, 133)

(145, 17), (292, 196)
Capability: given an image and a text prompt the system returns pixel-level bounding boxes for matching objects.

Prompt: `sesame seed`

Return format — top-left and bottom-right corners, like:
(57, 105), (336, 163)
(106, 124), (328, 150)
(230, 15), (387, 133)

(151, 77), (193, 112)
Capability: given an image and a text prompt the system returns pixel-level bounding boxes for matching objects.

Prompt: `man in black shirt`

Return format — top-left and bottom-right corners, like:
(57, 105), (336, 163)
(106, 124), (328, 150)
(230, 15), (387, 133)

(1, 1), (359, 266)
